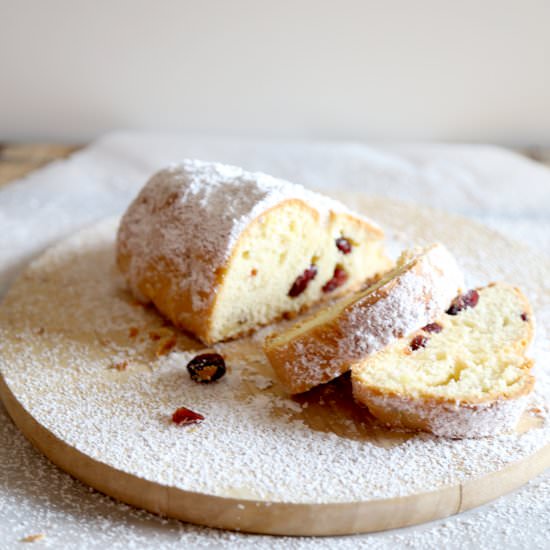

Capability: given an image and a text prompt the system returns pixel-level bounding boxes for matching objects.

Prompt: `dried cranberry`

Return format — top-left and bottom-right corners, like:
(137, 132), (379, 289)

(335, 237), (352, 254)
(288, 265), (318, 297)
(422, 322), (443, 334)
(322, 266), (348, 293)
(446, 290), (479, 315)
(187, 353), (226, 383)
(464, 290), (479, 307)
(410, 334), (428, 351)
(172, 406), (204, 425)
(521, 312), (529, 322)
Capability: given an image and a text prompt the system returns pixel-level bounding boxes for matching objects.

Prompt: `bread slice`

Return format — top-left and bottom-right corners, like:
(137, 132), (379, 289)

(264, 244), (464, 394)
(117, 160), (390, 344)
(352, 283), (535, 438)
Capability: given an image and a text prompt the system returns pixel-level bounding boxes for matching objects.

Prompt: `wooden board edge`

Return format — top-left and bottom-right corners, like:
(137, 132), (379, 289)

(459, 442), (550, 512)
(2, 373), (549, 536)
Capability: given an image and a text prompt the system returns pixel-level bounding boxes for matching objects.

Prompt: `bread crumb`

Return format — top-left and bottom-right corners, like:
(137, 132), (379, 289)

(149, 327), (174, 341)
(21, 533), (45, 543)
(156, 337), (177, 357)
(108, 361), (128, 371)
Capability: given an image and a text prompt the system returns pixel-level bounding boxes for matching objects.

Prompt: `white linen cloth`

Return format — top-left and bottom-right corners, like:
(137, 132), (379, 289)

(0, 133), (549, 549)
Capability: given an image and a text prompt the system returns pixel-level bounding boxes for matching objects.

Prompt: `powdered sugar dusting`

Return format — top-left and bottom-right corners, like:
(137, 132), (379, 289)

(0, 214), (548, 514)
(341, 243), (464, 361)
(117, 160), (379, 312)
(361, 390), (530, 439)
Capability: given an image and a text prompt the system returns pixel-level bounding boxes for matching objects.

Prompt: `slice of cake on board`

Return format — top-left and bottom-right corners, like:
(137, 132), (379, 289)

(264, 244), (464, 394)
(117, 160), (390, 344)
(352, 283), (535, 438)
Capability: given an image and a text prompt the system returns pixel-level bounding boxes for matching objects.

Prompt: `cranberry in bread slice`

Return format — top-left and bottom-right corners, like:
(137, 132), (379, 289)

(264, 244), (464, 394)
(117, 160), (390, 344)
(352, 283), (535, 438)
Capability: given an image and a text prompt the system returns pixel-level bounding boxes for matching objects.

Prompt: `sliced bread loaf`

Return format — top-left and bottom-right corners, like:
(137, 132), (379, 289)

(117, 160), (390, 344)
(352, 283), (535, 438)
(264, 243), (464, 394)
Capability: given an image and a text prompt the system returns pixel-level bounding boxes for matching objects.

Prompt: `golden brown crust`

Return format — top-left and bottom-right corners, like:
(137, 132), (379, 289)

(118, 193), (386, 345)
(264, 275), (407, 394)
(353, 366), (535, 438)
(332, 210), (385, 240)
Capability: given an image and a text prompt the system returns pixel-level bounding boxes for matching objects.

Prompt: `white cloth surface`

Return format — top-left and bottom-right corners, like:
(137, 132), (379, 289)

(0, 133), (549, 549)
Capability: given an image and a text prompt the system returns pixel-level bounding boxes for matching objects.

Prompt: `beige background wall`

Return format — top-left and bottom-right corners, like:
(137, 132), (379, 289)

(1, 0), (549, 144)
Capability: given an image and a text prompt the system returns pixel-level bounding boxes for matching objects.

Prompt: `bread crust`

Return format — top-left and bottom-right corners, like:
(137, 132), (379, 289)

(352, 366), (534, 438)
(264, 244), (464, 394)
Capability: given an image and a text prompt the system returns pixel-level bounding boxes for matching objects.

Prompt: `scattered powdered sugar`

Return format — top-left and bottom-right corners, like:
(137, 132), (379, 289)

(0, 136), (549, 547)
(246, 373), (274, 391)
(0, 214), (548, 514)
(1, 394), (549, 549)
(117, 159), (380, 312)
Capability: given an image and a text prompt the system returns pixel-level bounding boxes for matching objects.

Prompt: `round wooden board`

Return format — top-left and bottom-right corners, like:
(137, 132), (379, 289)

(0, 195), (549, 536)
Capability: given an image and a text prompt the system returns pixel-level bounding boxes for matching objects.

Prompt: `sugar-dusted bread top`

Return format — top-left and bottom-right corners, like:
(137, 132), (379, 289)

(264, 243), (464, 394)
(352, 283), (535, 438)
(117, 160), (389, 343)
